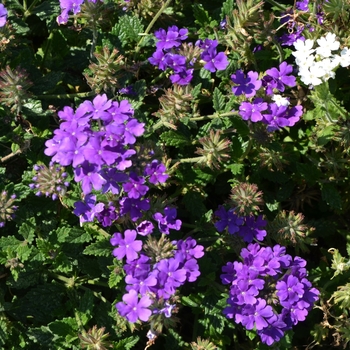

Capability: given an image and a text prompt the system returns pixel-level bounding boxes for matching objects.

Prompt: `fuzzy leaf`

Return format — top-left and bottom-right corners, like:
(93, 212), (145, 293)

(114, 335), (140, 349)
(193, 4), (212, 27)
(83, 239), (111, 257)
(112, 15), (144, 47)
(213, 87), (225, 112)
(18, 217), (36, 243)
(321, 183), (342, 211)
(160, 130), (191, 147)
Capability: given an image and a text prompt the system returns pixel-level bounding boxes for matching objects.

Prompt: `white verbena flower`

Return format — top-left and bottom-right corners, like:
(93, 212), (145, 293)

(334, 47), (350, 67)
(295, 55), (315, 71)
(300, 64), (325, 86)
(316, 33), (340, 58)
(271, 94), (290, 107)
(292, 39), (315, 60)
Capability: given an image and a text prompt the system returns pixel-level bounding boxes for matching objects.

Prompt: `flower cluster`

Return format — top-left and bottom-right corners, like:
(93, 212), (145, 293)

(221, 243), (319, 345)
(195, 39), (229, 73)
(0, 4), (7, 27)
(113, 232), (204, 323)
(293, 33), (350, 86)
(214, 206), (267, 243)
(42, 94), (168, 227)
(29, 163), (70, 200)
(232, 62), (302, 131)
(57, 0), (101, 24)
(0, 191), (18, 227)
(149, 27), (228, 85)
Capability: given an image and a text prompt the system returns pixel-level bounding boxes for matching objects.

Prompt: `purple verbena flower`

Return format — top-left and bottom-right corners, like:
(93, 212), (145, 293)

(265, 61), (296, 93)
(0, 4), (7, 27)
(239, 98), (268, 122)
(231, 70), (262, 98)
(214, 206), (244, 234)
(110, 229), (143, 262)
(153, 207), (182, 234)
(116, 289), (152, 323)
(154, 26), (188, 50)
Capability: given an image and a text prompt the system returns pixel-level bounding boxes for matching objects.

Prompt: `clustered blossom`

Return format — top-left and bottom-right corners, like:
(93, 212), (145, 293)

(0, 4), (7, 27)
(112, 232), (204, 323)
(29, 163), (70, 200)
(214, 206), (266, 243)
(293, 33), (350, 87)
(232, 62), (301, 132)
(221, 243), (319, 345)
(149, 27), (228, 85)
(41, 94), (168, 227)
(0, 191), (18, 228)
(57, 0), (101, 24)
(196, 39), (229, 73)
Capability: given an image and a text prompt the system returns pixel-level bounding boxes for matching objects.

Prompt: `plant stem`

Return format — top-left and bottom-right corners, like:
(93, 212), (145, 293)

(264, 0), (286, 11)
(40, 31), (54, 71)
(24, 0), (41, 17)
(134, 0), (173, 59)
(190, 110), (239, 122)
(172, 156), (203, 164)
(35, 91), (96, 100)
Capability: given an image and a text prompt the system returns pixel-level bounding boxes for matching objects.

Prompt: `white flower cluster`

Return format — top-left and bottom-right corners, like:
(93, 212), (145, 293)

(293, 33), (350, 86)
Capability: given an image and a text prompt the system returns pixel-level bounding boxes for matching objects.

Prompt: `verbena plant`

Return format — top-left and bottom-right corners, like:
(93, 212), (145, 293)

(1, 0), (350, 348)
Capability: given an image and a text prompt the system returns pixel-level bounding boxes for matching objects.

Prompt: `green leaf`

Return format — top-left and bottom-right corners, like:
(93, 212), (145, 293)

(18, 217), (36, 243)
(296, 162), (322, 185)
(114, 335), (140, 349)
(225, 163), (244, 175)
(193, 4), (212, 27)
(48, 317), (79, 346)
(77, 290), (94, 325)
(321, 183), (342, 211)
(160, 130), (191, 147)
(108, 260), (124, 288)
(83, 239), (111, 257)
(111, 15), (144, 47)
(182, 191), (207, 219)
(58, 227), (92, 244)
(213, 87), (225, 112)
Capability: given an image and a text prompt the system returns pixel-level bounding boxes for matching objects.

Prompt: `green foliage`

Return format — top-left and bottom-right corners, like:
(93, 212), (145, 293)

(2, 0), (350, 348)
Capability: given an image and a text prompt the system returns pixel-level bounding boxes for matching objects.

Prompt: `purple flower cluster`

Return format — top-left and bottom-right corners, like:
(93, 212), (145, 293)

(214, 206), (267, 243)
(43, 94), (168, 226)
(221, 243), (319, 345)
(232, 62), (302, 131)
(196, 39), (229, 73)
(113, 233), (204, 323)
(0, 4), (7, 27)
(149, 26), (193, 85)
(57, 0), (101, 24)
(149, 27), (229, 85)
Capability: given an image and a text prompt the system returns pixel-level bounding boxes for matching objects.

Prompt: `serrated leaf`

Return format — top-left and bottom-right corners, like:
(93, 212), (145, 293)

(160, 130), (190, 147)
(49, 317), (78, 337)
(77, 290), (94, 325)
(18, 217), (36, 243)
(321, 183), (342, 211)
(83, 239), (111, 257)
(192, 83), (202, 99)
(111, 15), (144, 47)
(182, 191), (207, 219)
(58, 227), (92, 244)
(108, 260), (124, 288)
(115, 335), (140, 349)
(213, 87), (225, 112)
(296, 162), (322, 185)
(193, 4), (212, 26)
(225, 163), (244, 175)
